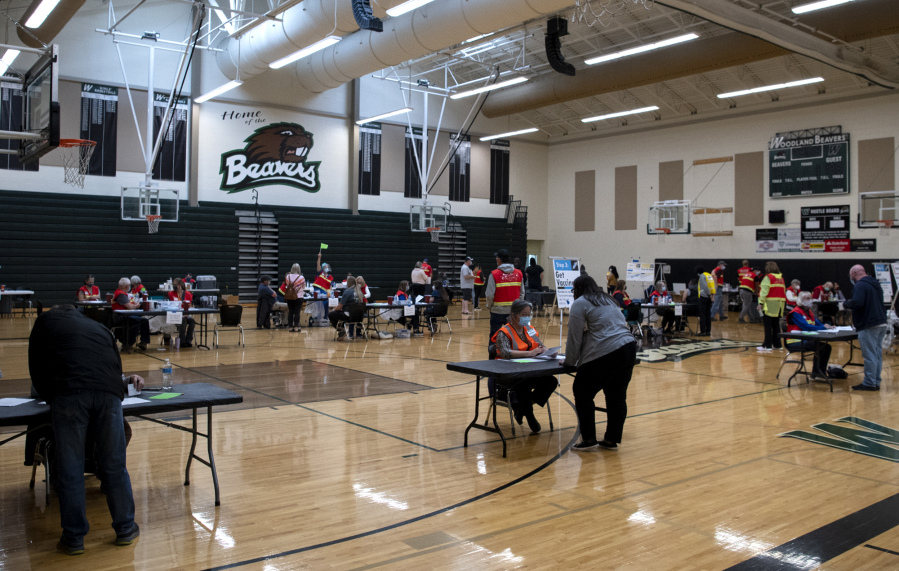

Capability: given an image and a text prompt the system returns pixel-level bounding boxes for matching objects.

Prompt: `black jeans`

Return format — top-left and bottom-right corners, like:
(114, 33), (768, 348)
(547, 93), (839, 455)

(573, 341), (637, 444)
(698, 297), (712, 334)
(658, 309), (675, 331)
(763, 314), (783, 349)
(506, 375), (557, 415)
(785, 340), (832, 374)
(178, 316), (196, 344)
(286, 299), (303, 328)
(473, 285), (484, 308)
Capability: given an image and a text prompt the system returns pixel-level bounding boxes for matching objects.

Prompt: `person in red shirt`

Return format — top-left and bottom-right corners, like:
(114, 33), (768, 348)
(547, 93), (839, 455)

(785, 279), (801, 311)
(111, 278), (150, 351)
(129, 276), (147, 298)
(77, 275), (100, 302)
(737, 261), (760, 323)
(421, 259), (433, 284)
(812, 282), (833, 302)
(167, 278), (195, 348)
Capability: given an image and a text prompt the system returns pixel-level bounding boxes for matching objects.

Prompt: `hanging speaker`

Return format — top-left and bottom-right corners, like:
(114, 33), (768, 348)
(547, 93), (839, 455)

(545, 17), (575, 77)
(352, 0), (383, 32)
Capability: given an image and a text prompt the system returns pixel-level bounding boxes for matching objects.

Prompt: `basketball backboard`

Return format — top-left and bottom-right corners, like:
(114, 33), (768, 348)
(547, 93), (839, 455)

(858, 191), (897, 228)
(410, 203), (447, 232)
(18, 45), (59, 164)
(648, 200), (690, 234)
(122, 186), (179, 222)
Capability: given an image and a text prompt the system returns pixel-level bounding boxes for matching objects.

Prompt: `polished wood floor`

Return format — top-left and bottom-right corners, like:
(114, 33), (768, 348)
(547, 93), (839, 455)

(1, 307), (897, 570)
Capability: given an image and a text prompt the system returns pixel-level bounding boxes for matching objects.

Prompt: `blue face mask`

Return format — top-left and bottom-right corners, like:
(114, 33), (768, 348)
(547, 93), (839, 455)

(850, 277), (857, 285)
(518, 316), (531, 327)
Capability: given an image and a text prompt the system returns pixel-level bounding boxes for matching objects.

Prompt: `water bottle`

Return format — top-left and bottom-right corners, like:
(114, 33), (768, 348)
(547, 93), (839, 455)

(162, 359), (173, 390)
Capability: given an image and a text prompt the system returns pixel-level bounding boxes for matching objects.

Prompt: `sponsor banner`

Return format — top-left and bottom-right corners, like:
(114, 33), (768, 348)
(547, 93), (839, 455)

(551, 258), (581, 309)
(769, 126), (849, 198)
(850, 239), (876, 252)
(824, 239), (850, 253)
(755, 228), (801, 253)
(801, 205), (850, 251)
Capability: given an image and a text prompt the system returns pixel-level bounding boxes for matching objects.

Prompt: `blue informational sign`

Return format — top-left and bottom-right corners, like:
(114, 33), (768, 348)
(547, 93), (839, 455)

(552, 258), (581, 308)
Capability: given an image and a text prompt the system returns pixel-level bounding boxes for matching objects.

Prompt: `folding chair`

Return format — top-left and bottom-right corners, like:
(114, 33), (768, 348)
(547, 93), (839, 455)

(334, 304), (368, 342)
(624, 303), (645, 339)
(426, 305), (452, 335)
(486, 344), (556, 437)
(214, 305), (245, 348)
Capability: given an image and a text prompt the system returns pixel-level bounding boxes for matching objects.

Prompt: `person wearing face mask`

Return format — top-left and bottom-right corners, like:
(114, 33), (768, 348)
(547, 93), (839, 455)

(311, 252), (335, 316)
(77, 275), (101, 302)
(785, 279), (802, 312)
(757, 262), (786, 351)
(649, 281), (676, 333)
(785, 292), (835, 377)
(490, 299), (557, 432)
(565, 276), (637, 452)
(844, 265), (888, 391)
(812, 281), (834, 302)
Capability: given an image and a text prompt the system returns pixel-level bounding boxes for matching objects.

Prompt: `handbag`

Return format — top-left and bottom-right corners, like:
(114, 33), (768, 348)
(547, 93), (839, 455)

(284, 278), (302, 301)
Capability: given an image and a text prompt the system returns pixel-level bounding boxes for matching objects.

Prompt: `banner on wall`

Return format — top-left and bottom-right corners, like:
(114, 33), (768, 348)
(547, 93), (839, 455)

(755, 228), (801, 253)
(404, 127), (423, 199)
(448, 133), (470, 202)
(626, 262), (655, 282)
(153, 92), (189, 182)
(0, 82), (38, 172)
(80, 83), (118, 177)
(490, 139), (510, 205)
(358, 122), (381, 196)
(551, 258), (582, 309)
(220, 122), (321, 193)
(873, 263), (893, 303)
(850, 239), (877, 252)
(800, 205), (850, 252)
(769, 125), (849, 198)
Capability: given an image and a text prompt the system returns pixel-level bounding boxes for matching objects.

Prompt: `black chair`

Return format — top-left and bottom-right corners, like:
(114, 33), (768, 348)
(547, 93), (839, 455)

(426, 303), (451, 335)
(334, 304), (368, 341)
(215, 305), (245, 347)
(624, 303), (644, 339)
(84, 306), (125, 344)
(485, 343), (556, 437)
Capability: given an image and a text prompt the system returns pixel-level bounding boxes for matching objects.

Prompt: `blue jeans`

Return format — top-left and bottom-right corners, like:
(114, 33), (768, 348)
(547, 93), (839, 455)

(51, 390), (136, 545)
(858, 325), (887, 388)
(711, 291), (726, 319)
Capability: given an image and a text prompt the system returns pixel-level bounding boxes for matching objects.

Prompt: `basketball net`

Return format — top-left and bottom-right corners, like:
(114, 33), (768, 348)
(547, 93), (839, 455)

(426, 227), (441, 243)
(59, 139), (97, 189)
(878, 220), (894, 237)
(146, 215), (162, 234)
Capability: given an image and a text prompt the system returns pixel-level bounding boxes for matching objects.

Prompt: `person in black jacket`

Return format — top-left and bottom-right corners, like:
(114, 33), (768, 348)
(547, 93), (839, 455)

(844, 265), (888, 391)
(28, 305), (142, 554)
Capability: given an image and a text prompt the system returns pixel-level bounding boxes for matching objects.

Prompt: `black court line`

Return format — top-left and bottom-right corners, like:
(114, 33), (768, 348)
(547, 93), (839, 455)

(865, 544), (899, 557)
(724, 492), (899, 570)
(0, 337), (30, 341)
(201, 394), (581, 571)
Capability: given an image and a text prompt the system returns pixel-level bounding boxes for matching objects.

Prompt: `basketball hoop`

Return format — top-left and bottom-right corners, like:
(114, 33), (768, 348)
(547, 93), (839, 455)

(58, 139), (97, 189)
(877, 220), (894, 236)
(654, 228), (672, 234)
(425, 227), (441, 243)
(146, 215), (162, 234)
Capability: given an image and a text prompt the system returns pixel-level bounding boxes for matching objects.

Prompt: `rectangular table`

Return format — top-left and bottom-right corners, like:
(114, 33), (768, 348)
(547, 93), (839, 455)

(779, 330), (863, 391)
(447, 359), (577, 457)
(0, 290), (34, 318)
(115, 308), (219, 350)
(0, 382), (243, 506)
(365, 303), (440, 339)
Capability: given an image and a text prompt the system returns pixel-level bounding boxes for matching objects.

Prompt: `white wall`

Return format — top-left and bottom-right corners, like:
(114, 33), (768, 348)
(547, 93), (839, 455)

(545, 92), (899, 274)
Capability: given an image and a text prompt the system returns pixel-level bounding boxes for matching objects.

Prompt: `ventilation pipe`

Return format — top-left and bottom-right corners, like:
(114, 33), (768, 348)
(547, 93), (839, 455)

(482, 0), (899, 118)
(215, 0), (406, 81)
(293, 0), (576, 93)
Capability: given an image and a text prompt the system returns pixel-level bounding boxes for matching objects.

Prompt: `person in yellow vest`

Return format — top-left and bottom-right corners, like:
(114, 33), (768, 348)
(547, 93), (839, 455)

(490, 299), (557, 432)
(757, 261), (786, 351)
(737, 260), (761, 324)
(694, 265), (716, 336)
(486, 249), (526, 342)
(472, 266), (485, 310)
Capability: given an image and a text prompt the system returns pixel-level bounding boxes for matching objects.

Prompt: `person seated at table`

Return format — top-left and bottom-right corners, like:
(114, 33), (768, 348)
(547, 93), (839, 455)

(424, 281), (451, 333)
(28, 305), (142, 554)
(167, 278), (196, 348)
(786, 292), (835, 378)
(272, 284), (289, 328)
(329, 277), (365, 342)
(675, 279), (701, 332)
(112, 278), (150, 352)
(184, 273), (196, 286)
(785, 279), (801, 312)
(612, 280), (631, 309)
(649, 281), (676, 333)
(393, 280), (423, 336)
(356, 276), (372, 300)
(490, 299), (557, 433)
(129, 276), (147, 298)
(257, 275), (277, 329)
(831, 281), (851, 325)
(77, 275), (100, 302)
(812, 282), (833, 302)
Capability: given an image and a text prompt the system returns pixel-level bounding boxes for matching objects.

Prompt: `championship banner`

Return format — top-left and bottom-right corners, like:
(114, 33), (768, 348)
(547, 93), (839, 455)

(152, 92), (189, 182)
(80, 83), (118, 177)
(800, 205), (850, 252)
(448, 133), (470, 202)
(551, 258), (581, 309)
(769, 125), (849, 198)
(490, 139), (510, 205)
(358, 122), (381, 196)
(404, 127), (423, 198)
(0, 82), (38, 171)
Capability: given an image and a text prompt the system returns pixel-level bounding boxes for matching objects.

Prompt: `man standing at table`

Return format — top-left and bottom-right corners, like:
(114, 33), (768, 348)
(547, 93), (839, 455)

(112, 278), (150, 352)
(486, 249), (525, 342)
(460, 257), (475, 315)
(845, 265), (888, 391)
(29, 305), (141, 555)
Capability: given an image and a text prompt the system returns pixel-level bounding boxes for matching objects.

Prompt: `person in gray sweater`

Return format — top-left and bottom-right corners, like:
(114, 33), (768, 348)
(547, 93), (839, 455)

(565, 275), (638, 452)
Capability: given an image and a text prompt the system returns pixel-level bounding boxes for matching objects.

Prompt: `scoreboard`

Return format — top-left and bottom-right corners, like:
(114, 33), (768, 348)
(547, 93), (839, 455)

(768, 126), (849, 198)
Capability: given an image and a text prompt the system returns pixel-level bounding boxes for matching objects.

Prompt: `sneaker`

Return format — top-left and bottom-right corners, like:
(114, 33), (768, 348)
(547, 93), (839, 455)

(758, 347), (773, 352)
(57, 540), (84, 556)
(525, 413), (541, 433)
(852, 384), (880, 391)
(412, 331), (425, 337)
(597, 440), (618, 451)
(115, 525), (140, 546)
(182, 342), (193, 348)
(136, 342), (148, 351)
(571, 440), (598, 451)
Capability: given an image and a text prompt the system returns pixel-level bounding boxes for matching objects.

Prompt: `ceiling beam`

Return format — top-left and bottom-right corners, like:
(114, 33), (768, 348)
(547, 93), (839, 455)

(654, 0), (899, 88)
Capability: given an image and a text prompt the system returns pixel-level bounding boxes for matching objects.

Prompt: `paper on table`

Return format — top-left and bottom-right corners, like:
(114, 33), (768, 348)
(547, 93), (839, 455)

(834, 326), (854, 331)
(511, 358), (542, 363)
(122, 397), (150, 405)
(534, 346), (561, 359)
(149, 392), (183, 400)
(0, 398), (34, 407)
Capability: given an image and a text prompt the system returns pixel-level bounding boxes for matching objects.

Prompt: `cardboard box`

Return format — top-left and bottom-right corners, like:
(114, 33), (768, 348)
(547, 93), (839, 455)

(220, 295), (237, 306)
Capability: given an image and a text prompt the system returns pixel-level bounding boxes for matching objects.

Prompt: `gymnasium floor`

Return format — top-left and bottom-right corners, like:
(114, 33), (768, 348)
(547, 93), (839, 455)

(1, 307), (897, 570)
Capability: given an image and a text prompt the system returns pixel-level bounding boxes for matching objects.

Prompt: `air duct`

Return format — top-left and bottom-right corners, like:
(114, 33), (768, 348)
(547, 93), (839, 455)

(481, 0), (899, 118)
(294, 0), (575, 93)
(16, 0), (87, 48)
(545, 16), (575, 76)
(352, 0), (383, 32)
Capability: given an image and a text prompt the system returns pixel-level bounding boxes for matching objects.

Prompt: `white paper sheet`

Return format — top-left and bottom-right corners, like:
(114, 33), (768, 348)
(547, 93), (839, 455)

(166, 311), (183, 325)
(122, 397), (150, 406)
(0, 398), (34, 407)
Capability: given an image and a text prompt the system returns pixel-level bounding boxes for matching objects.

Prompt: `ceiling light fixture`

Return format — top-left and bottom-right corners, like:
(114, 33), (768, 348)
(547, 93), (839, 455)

(716, 77), (823, 98)
(195, 80), (244, 103)
(0, 49), (20, 75)
(450, 76), (527, 100)
(386, 0), (436, 17)
(792, 0), (853, 14)
(480, 128), (538, 142)
(581, 106), (659, 123)
(585, 33), (698, 65)
(356, 107), (413, 125)
(25, 0), (61, 28)
(270, 36), (341, 69)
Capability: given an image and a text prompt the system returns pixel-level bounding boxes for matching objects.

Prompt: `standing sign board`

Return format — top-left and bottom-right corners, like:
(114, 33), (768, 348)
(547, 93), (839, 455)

(800, 205), (850, 252)
(873, 264), (893, 304)
(769, 126), (849, 198)
(551, 258), (581, 309)
(625, 262), (655, 282)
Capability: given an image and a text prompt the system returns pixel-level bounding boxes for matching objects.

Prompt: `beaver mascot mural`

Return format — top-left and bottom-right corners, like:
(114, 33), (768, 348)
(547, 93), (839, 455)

(244, 123), (313, 164)
(219, 121), (322, 193)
